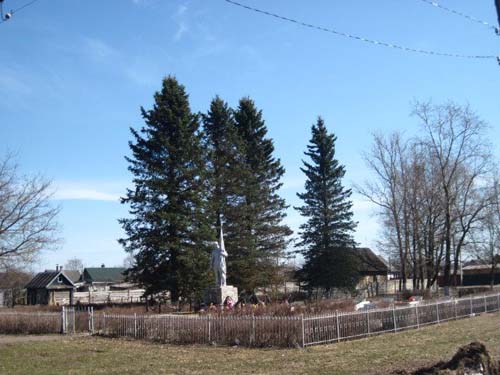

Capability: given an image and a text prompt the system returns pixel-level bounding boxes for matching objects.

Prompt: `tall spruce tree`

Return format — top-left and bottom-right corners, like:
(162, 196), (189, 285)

(296, 117), (359, 294)
(232, 97), (292, 292)
(202, 97), (249, 287)
(202, 96), (245, 229)
(119, 76), (211, 304)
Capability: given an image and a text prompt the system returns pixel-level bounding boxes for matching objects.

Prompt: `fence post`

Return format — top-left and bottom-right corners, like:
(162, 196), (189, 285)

(484, 294), (487, 313)
(301, 314), (305, 348)
(61, 306), (66, 334)
(436, 302), (440, 325)
(415, 304), (420, 328)
(336, 310), (341, 342)
(134, 313), (137, 339)
(392, 305), (397, 332)
(251, 314), (256, 346)
(470, 295), (473, 316)
(497, 293), (500, 312)
(366, 309), (370, 337)
(103, 313), (106, 335)
(88, 307), (91, 333)
(207, 315), (211, 344)
(89, 306), (94, 334)
(454, 299), (458, 320)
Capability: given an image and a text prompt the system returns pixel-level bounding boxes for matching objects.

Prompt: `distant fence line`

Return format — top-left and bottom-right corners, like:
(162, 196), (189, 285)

(0, 307), (93, 335)
(0, 293), (499, 348)
(73, 290), (145, 304)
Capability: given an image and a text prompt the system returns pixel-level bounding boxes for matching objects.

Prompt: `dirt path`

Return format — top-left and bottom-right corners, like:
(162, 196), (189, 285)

(0, 334), (68, 345)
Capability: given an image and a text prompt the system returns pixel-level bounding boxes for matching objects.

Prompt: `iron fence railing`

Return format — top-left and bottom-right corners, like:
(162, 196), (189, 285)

(1, 293), (499, 348)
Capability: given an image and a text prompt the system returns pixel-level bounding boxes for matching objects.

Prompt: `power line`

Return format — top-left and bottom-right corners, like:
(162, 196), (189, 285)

(1, 0), (42, 24)
(224, 0), (497, 60)
(416, 0), (499, 35)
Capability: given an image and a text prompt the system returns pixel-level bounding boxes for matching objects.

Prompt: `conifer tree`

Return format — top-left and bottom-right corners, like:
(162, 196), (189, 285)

(119, 76), (211, 304)
(202, 97), (250, 288)
(232, 97), (292, 291)
(296, 117), (359, 294)
(202, 96), (245, 229)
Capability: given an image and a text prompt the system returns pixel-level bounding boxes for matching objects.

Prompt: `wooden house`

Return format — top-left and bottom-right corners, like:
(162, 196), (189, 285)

(25, 268), (77, 305)
(353, 247), (389, 296)
(81, 266), (126, 292)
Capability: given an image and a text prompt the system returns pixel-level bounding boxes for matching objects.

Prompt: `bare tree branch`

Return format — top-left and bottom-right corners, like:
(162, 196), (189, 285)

(0, 155), (60, 269)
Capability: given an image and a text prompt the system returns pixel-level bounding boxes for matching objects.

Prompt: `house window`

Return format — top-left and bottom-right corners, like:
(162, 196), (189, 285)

(58, 275), (63, 283)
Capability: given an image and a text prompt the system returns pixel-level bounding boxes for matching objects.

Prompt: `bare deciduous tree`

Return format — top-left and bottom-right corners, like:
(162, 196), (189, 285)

(357, 132), (411, 290)
(470, 179), (500, 289)
(0, 155), (60, 269)
(0, 267), (33, 306)
(415, 101), (492, 289)
(123, 252), (135, 269)
(64, 257), (84, 272)
(359, 101), (494, 292)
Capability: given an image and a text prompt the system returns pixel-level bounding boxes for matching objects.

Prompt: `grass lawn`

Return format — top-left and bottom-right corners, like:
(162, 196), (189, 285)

(0, 312), (499, 375)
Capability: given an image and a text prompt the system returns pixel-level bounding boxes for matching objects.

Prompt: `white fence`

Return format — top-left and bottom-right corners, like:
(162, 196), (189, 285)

(0, 307), (94, 335)
(100, 292), (500, 348)
(303, 293), (499, 346)
(73, 290), (145, 304)
(100, 313), (302, 347)
(1, 293), (499, 347)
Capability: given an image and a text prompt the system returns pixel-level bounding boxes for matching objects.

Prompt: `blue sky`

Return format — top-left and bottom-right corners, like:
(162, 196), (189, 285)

(1, 0), (499, 271)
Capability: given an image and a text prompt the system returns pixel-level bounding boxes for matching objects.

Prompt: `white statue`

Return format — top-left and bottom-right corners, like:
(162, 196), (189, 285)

(210, 226), (228, 287)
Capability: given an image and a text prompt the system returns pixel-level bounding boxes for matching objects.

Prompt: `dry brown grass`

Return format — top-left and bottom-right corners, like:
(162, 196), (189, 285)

(200, 298), (356, 317)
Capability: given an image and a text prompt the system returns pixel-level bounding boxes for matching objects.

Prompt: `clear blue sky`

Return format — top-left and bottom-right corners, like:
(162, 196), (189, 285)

(1, 0), (499, 271)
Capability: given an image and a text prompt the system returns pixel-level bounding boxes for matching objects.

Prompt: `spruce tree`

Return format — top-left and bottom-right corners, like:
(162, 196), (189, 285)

(202, 97), (250, 288)
(296, 117), (359, 294)
(119, 76), (211, 304)
(202, 96), (245, 229)
(232, 97), (292, 292)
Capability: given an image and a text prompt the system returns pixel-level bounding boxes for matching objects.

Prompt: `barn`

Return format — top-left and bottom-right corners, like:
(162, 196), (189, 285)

(25, 269), (76, 305)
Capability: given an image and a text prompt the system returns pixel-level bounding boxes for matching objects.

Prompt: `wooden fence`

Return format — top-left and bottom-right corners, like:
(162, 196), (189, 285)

(1, 293), (499, 347)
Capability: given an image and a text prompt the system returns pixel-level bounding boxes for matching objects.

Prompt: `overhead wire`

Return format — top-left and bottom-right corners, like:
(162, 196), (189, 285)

(224, 0), (497, 61)
(1, 0), (41, 24)
(416, 0), (499, 35)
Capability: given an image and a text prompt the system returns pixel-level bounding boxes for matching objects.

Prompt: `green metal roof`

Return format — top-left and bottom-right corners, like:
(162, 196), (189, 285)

(83, 267), (126, 283)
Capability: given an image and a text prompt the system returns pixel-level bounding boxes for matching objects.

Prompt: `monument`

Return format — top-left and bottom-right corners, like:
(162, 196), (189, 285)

(206, 225), (238, 305)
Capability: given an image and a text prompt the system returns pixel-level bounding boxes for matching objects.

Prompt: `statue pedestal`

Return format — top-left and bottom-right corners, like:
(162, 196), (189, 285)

(205, 285), (238, 305)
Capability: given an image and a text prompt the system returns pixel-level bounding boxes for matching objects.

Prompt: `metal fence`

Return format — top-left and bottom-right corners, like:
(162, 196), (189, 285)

(0, 311), (62, 334)
(100, 313), (302, 347)
(0, 306), (94, 335)
(0, 293), (499, 348)
(302, 293), (500, 346)
(100, 292), (500, 347)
